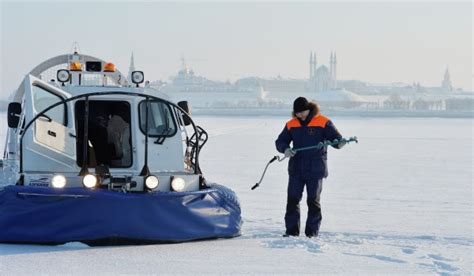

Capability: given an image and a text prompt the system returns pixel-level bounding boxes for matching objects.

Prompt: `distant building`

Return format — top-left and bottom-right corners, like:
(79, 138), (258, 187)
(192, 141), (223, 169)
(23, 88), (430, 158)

(236, 76), (306, 93)
(161, 59), (237, 93)
(441, 67), (453, 92)
(172, 60), (200, 87)
(140, 51), (472, 112)
(308, 51), (337, 92)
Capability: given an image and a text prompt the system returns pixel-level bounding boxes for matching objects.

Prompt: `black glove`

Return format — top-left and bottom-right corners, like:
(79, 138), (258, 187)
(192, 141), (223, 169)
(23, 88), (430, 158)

(284, 148), (296, 158)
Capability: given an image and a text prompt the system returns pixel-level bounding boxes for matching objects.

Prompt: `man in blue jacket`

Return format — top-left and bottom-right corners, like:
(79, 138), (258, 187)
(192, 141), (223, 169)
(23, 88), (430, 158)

(275, 97), (345, 238)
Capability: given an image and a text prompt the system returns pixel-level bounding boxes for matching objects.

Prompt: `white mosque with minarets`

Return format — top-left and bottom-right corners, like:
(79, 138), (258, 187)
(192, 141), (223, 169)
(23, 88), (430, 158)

(308, 51), (338, 92)
(127, 50), (457, 95)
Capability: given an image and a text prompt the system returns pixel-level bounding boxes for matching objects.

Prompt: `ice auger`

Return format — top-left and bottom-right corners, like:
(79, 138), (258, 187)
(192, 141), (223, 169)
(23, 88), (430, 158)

(251, 136), (358, 190)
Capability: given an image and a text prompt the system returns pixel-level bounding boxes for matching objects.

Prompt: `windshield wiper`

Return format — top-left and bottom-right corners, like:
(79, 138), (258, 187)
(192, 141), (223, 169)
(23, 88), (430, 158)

(154, 128), (173, 145)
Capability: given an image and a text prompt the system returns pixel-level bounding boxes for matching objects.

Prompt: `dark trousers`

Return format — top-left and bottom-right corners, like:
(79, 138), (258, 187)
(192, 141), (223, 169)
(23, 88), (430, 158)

(285, 175), (323, 236)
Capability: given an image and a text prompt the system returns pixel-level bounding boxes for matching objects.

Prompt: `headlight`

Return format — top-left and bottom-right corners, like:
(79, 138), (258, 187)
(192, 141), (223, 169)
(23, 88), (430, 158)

(145, 175), (159, 190)
(83, 174), (97, 189)
(171, 177), (186, 192)
(51, 174), (66, 188)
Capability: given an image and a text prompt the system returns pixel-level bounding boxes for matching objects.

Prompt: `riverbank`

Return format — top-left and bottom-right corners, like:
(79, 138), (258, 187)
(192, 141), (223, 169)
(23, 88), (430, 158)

(192, 108), (474, 118)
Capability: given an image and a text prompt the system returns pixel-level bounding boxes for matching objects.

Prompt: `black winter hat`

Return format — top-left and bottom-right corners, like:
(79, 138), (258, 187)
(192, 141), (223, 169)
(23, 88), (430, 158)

(293, 97), (310, 113)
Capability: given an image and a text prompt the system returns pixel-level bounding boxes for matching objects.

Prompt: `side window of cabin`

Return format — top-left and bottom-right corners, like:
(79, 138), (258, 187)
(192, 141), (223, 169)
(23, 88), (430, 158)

(31, 85), (67, 125)
(139, 101), (177, 137)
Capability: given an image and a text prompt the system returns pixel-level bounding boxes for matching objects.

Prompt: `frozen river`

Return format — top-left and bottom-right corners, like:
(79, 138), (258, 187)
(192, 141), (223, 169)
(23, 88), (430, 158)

(0, 114), (472, 275)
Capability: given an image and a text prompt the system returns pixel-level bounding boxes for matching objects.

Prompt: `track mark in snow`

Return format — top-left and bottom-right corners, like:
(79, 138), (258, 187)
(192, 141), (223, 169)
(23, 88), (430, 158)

(417, 260), (460, 276)
(262, 236), (322, 254)
(421, 254), (461, 275)
(384, 243), (417, 255)
(433, 261), (459, 272)
(242, 226), (471, 274)
(240, 228), (323, 254)
(343, 252), (407, 264)
(443, 237), (473, 246)
(402, 248), (416, 254)
(427, 254), (458, 262)
(242, 230), (282, 240)
(321, 232), (473, 247)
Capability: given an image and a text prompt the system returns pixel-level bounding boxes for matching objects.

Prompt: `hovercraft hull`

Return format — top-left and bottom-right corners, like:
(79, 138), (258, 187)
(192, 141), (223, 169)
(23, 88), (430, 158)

(0, 184), (241, 245)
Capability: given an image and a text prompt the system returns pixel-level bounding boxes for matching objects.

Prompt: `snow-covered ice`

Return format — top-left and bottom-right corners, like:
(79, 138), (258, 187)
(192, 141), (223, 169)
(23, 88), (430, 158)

(0, 114), (472, 275)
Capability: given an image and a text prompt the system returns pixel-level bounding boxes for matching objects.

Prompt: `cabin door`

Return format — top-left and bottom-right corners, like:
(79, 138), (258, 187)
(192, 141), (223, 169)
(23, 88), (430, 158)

(22, 75), (77, 172)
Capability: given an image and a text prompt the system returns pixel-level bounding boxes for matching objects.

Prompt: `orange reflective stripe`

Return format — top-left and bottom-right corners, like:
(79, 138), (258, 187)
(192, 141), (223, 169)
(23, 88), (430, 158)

(286, 118), (301, 130)
(307, 115), (329, 128)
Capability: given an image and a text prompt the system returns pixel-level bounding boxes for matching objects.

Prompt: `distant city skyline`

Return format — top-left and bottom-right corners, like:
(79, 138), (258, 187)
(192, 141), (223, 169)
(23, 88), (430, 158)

(1, 1), (472, 100)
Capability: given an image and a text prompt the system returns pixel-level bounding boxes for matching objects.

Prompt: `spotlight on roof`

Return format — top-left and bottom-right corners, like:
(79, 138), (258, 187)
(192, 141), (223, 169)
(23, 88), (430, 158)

(131, 71), (144, 87)
(57, 69), (71, 85)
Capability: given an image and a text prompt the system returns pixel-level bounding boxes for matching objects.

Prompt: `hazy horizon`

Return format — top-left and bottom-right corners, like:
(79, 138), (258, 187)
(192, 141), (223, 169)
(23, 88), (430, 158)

(1, 1), (472, 100)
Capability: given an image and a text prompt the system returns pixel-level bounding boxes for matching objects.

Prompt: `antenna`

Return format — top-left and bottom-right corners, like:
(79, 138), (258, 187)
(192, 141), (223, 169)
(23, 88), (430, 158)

(71, 41), (81, 54)
(180, 53), (186, 70)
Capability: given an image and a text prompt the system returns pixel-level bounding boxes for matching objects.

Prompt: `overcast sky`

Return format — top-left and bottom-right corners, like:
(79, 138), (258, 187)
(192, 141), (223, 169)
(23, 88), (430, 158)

(0, 1), (472, 99)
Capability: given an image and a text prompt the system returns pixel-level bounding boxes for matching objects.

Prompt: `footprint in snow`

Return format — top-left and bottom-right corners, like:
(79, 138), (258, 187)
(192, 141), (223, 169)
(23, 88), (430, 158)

(262, 236), (322, 254)
(432, 261), (459, 272)
(427, 254), (458, 262)
(343, 252), (406, 264)
(402, 248), (416, 254)
(417, 259), (460, 275)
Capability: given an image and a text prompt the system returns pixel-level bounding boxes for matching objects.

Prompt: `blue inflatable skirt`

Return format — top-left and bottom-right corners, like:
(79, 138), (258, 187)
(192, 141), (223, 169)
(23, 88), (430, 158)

(0, 184), (242, 245)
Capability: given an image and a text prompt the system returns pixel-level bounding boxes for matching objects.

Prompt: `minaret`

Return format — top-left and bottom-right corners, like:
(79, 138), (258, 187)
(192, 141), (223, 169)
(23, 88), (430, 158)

(127, 52), (136, 83)
(313, 52), (317, 78)
(333, 52), (337, 89)
(441, 66), (453, 92)
(329, 52), (334, 88)
(309, 52), (313, 80)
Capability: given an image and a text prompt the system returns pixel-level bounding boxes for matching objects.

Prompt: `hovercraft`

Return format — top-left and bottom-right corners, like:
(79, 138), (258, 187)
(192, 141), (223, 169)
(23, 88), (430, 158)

(0, 52), (241, 245)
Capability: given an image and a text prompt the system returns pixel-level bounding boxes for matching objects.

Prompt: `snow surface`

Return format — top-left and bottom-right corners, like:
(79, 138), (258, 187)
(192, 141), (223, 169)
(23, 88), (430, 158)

(0, 114), (473, 275)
